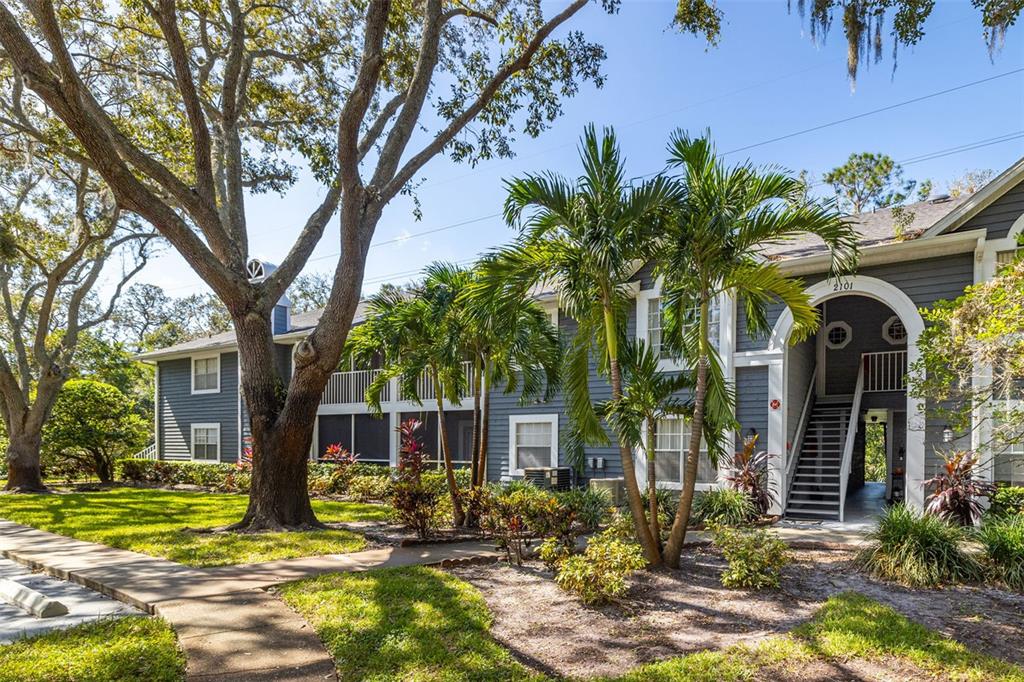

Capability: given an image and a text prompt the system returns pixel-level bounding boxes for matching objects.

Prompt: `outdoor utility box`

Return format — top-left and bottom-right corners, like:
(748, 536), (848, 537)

(589, 477), (625, 507)
(523, 467), (572, 491)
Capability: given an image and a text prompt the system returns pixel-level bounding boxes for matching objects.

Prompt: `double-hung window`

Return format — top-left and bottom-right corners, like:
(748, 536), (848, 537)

(646, 296), (720, 360)
(653, 417), (717, 487)
(191, 424), (221, 462)
(191, 355), (220, 394)
(509, 415), (558, 475)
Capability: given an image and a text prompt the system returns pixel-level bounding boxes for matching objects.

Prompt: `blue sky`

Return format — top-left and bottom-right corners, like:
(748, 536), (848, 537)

(138, 0), (1024, 299)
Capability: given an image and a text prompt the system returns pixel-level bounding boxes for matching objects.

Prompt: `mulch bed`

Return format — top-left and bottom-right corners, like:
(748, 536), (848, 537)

(451, 546), (1024, 680)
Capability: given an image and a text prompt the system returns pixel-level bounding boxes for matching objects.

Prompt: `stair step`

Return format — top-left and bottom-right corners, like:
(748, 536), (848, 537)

(791, 482), (840, 490)
(785, 509), (840, 519)
(787, 499), (839, 507)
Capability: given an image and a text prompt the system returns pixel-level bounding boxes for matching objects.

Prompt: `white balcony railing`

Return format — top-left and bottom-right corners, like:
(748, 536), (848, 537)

(862, 350), (907, 393)
(322, 361), (473, 406)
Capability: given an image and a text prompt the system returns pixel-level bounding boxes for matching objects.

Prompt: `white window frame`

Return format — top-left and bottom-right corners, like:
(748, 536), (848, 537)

(824, 321), (852, 350)
(644, 415), (718, 491)
(993, 399), (1024, 485)
(636, 281), (725, 372)
(508, 414), (558, 477)
(190, 423), (222, 463)
(191, 353), (221, 395)
(882, 315), (907, 346)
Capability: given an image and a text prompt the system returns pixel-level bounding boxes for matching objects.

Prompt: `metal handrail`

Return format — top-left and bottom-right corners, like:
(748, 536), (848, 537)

(785, 365), (817, 507)
(838, 359), (866, 522)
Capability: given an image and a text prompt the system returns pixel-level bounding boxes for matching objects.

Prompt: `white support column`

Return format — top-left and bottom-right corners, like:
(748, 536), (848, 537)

(767, 358), (785, 515)
(154, 365), (161, 460)
(310, 416), (319, 461)
(389, 411), (399, 467)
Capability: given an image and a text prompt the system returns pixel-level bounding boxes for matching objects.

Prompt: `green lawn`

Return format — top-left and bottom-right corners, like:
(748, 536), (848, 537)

(281, 567), (1024, 682)
(0, 616), (185, 682)
(0, 488), (390, 567)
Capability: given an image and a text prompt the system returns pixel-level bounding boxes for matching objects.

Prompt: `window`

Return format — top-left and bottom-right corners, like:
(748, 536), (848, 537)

(993, 400), (1024, 485)
(191, 355), (220, 394)
(882, 315), (907, 345)
(191, 424), (221, 462)
(997, 248), (1021, 273)
(652, 417), (716, 487)
(824, 321), (851, 350)
(647, 296), (720, 360)
(509, 414), (558, 475)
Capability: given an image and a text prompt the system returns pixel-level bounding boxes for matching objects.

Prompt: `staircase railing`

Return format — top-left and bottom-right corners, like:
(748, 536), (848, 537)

(134, 442), (158, 460)
(838, 358), (866, 522)
(785, 365), (817, 507)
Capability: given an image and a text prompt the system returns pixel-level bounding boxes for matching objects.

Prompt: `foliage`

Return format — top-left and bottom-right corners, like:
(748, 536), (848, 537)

(923, 451), (995, 526)
(710, 524), (791, 590)
(388, 419), (439, 538)
(112, 284), (231, 353)
(909, 259), (1024, 464)
(856, 504), (982, 588)
(640, 487), (677, 540)
(654, 129), (857, 564)
(989, 485), (1024, 518)
(348, 474), (393, 502)
(537, 536), (572, 571)
(558, 487), (611, 531)
(310, 444), (359, 495)
(42, 380), (149, 483)
(553, 529), (647, 605)
(0, 615), (185, 682)
(724, 435), (775, 515)
(692, 488), (756, 527)
(478, 483), (551, 565)
(624, 592), (1024, 682)
(279, 567), (539, 682)
(822, 152), (923, 213)
(288, 273), (332, 313)
(977, 515), (1024, 592)
(948, 169), (996, 198)
(0, 488), (385, 567)
(864, 422), (887, 483)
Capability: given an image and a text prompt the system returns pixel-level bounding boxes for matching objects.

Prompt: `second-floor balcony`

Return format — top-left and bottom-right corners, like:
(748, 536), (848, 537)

(321, 360), (474, 407)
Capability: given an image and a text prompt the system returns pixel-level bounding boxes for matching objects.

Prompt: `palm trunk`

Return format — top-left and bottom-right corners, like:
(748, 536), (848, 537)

(477, 364), (491, 488)
(664, 298), (710, 567)
(433, 367), (465, 526)
(646, 419), (660, 548)
(605, 305), (662, 565)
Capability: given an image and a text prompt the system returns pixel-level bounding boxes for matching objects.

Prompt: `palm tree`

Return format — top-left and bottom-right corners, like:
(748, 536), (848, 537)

(601, 339), (692, 545)
(471, 125), (682, 564)
(346, 270), (470, 525)
(656, 131), (859, 568)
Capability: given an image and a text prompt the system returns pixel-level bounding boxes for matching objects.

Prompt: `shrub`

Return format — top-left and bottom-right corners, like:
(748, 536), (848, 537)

(640, 487), (677, 538)
(478, 483), (552, 564)
(856, 504), (982, 588)
(977, 515), (1024, 591)
(711, 524), (791, 589)
(725, 434), (775, 515)
(537, 536), (571, 571)
(553, 530), (646, 605)
(989, 485), (1024, 518)
(557, 487), (611, 531)
(924, 450), (994, 526)
(692, 488), (756, 526)
(387, 419), (439, 538)
(348, 474), (392, 502)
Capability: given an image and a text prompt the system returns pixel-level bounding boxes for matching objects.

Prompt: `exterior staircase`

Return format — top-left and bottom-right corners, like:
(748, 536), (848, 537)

(785, 401), (851, 521)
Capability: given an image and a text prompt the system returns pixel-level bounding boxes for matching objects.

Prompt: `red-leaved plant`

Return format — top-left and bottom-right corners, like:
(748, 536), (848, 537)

(391, 419), (439, 538)
(924, 450), (994, 526)
(725, 434), (775, 516)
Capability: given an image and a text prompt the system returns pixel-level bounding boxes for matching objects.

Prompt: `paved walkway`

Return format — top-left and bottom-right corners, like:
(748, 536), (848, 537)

(0, 520), (501, 680)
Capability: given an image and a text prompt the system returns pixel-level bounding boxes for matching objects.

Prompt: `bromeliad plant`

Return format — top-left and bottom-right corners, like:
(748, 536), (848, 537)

(725, 435), (775, 516)
(924, 450), (994, 526)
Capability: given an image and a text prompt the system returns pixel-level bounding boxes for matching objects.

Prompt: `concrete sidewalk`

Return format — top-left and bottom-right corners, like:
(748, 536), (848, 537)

(0, 520), (501, 680)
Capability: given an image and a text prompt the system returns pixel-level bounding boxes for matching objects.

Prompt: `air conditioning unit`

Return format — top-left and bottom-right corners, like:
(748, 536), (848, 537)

(523, 467), (572, 491)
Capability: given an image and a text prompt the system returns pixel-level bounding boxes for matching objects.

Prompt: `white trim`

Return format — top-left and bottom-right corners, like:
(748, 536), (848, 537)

(153, 365), (161, 460)
(190, 423), (222, 463)
(634, 277), (725, 372)
(237, 362), (243, 459)
(823, 321), (852, 350)
(190, 353), (221, 395)
(977, 213), (1024, 283)
(882, 315), (908, 346)
(921, 157), (1024, 239)
(638, 414), (720, 492)
(508, 414), (558, 477)
(768, 275), (927, 511)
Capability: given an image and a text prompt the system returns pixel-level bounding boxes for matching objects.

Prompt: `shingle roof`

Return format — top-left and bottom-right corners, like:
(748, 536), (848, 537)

(136, 193), (974, 360)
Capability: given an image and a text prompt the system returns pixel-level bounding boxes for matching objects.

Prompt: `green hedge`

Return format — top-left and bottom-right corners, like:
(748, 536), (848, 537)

(989, 485), (1024, 518)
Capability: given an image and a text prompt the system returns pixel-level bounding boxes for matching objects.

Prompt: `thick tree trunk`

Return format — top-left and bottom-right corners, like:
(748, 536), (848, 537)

(433, 369), (465, 526)
(94, 452), (114, 483)
(5, 429), (46, 492)
(605, 307), (662, 566)
(664, 299), (711, 568)
(230, 312), (324, 531)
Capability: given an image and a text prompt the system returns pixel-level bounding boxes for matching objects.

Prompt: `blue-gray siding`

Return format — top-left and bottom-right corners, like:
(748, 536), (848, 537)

(735, 366), (769, 450)
(158, 352), (240, 462)
(956, 178), (1024, 239)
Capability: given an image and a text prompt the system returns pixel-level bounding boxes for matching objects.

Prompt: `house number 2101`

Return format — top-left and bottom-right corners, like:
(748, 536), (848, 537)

(831, 280), (854, 292)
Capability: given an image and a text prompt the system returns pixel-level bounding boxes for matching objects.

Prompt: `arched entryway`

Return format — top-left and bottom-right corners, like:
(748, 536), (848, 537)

(768, 276), (926, 520)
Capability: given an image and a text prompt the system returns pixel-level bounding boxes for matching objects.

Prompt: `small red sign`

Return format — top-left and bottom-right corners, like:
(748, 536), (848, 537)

(770, 399), (781, 410)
